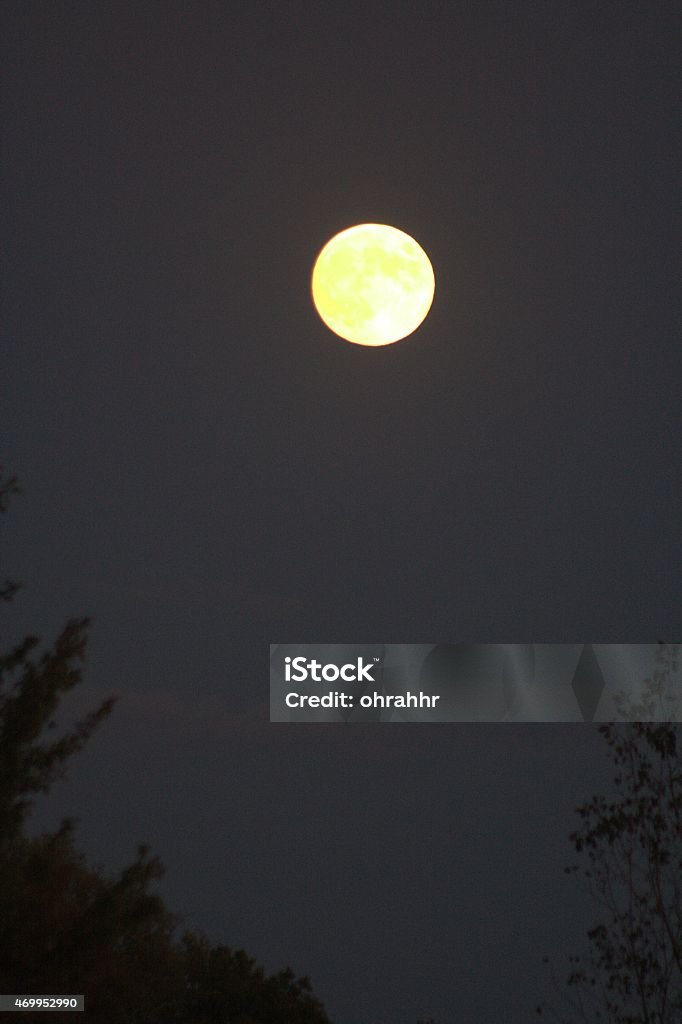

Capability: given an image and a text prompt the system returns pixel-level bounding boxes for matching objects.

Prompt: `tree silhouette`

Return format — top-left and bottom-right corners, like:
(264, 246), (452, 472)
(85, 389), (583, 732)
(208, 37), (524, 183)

(0, 614), (116, 843)
(0, 825), (182, 1021)
(538, 644), (682, 1022)
(0, 469), (331, 1023)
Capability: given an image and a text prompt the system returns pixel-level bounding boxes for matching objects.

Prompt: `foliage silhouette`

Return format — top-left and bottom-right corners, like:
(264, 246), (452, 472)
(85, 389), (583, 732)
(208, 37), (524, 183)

(538, 644), (681, 1023)
(0, 469), (331, 1023)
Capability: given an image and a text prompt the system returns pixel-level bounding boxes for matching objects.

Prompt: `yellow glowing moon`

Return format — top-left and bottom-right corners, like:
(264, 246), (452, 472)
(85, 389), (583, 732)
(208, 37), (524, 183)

(311, 223), (435, 347)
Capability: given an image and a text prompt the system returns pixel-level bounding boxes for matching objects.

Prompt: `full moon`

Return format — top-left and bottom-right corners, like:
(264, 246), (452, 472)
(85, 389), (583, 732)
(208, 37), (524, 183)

(311, 223), (435, 346)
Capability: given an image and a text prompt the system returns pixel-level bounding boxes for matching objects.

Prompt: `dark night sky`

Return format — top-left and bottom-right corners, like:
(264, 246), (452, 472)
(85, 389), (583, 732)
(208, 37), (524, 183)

(1, 2), (680, 1022)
